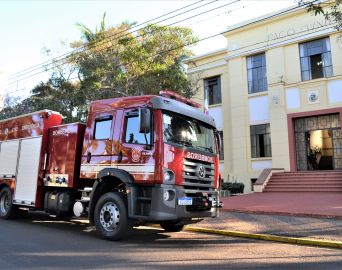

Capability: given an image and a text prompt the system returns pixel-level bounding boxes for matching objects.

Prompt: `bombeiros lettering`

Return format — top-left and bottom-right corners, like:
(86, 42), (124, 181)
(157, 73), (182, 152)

(186, 152), (213, 163)
(22, 123), (40, 131)
(53, 129), (72, 137)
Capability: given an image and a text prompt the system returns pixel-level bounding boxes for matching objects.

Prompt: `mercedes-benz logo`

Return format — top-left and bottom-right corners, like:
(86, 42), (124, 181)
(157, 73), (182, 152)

(197, 165), (206, 179)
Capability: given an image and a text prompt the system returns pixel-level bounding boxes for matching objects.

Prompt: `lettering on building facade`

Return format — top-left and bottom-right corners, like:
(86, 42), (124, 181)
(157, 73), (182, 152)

(267, 19), (332, 42)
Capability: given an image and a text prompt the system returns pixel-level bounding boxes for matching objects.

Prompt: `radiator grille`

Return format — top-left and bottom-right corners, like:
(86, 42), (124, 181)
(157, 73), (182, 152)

(183, 158), (215, 192)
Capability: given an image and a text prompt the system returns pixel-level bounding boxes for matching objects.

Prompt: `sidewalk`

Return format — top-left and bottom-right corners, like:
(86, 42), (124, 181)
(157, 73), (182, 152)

(194, 211), (342, 242)
(220, 192), (342, 218)
(187, 192), (342, 248)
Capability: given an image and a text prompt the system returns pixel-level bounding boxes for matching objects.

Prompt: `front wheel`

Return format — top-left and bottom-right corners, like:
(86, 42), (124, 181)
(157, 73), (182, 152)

(94, 192), (129, 241)
(160, 221), (184, 232)
(0, 187), (18, 219)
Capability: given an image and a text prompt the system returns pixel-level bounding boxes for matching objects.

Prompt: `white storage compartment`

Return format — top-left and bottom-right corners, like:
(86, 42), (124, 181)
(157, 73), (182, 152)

(14, 137), (42, 205)
(0, 140), (20, 177)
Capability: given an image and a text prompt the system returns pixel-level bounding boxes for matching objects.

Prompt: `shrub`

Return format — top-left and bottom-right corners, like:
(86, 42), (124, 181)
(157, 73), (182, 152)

(221, 182), (244, 194)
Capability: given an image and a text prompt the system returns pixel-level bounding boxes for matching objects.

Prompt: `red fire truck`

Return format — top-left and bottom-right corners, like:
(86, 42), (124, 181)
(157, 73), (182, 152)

(0, 91), (221, 240)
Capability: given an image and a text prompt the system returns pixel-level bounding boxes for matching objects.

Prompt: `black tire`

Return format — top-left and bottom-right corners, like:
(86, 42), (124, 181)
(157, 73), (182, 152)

(160, 221), (184, 232)
(94, 192), (129, 241)
(0, 186), (18, 219)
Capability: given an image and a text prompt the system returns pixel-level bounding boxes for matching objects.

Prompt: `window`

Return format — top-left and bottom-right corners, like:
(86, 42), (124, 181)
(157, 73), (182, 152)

(250, 124), (272, 158)
(204, 76), (221, 105)
(299, 37), (333, 81)
(125, 114), (151, 145)
(219, 131), (224, 160)
(247, 53), (268, 94)
(94, 117), (112, 140)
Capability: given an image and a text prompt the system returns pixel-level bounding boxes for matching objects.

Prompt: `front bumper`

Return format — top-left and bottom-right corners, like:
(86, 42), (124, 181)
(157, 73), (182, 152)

(146, 185), (219, 222)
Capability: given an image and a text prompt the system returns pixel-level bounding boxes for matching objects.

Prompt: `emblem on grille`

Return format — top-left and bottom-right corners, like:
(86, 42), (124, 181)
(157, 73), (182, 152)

(196, 165), (206, 179)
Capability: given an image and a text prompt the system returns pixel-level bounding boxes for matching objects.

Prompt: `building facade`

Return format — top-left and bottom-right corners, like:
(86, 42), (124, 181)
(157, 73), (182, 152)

(187, 5), (342, 192)
(0, 73), (4, 111)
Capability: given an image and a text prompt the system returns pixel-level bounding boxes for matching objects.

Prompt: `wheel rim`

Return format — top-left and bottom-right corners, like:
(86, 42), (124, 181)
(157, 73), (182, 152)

(0, 192), (9, 214)
(99, 202), (120, 232)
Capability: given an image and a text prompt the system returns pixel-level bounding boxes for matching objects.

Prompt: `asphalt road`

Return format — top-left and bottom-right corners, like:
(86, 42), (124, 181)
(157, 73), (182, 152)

(0, 213), (341, 270)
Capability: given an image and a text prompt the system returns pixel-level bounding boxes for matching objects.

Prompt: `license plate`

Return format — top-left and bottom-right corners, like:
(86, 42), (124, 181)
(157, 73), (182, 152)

(178, 197), (193, 206)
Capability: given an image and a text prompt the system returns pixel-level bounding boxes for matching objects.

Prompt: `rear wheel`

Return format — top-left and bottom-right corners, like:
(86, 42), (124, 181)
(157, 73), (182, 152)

(160, 221), (184, 232)
(0, 187), (18, 219)
(94, 192), (129, 241)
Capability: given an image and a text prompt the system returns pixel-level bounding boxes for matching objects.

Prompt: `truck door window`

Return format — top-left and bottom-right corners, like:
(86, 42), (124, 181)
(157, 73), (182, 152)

(124, 114), (151, 145)
(94, 116), (113, 140)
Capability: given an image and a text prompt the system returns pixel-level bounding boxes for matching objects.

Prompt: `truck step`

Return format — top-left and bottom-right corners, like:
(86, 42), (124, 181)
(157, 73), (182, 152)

(136, 197), (152, 202)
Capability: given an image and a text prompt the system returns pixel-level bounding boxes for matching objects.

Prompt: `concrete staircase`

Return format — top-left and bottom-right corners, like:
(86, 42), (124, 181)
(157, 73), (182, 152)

(263, 171), (342, 192)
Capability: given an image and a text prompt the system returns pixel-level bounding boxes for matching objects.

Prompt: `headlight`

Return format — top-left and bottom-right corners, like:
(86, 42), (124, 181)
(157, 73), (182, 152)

(163, 169), (174, 182)
(163, 189), (175, 201)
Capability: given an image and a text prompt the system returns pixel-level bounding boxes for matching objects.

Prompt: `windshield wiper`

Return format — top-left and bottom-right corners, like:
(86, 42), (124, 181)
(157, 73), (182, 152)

(167, 138), (193, 147)
(195, 145), (213, 153)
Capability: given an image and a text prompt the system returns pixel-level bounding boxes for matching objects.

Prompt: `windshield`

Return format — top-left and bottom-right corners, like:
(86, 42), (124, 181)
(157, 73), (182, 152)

(162, 111), (217, 154)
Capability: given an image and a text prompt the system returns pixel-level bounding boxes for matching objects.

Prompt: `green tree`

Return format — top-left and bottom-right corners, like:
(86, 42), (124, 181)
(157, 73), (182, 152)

(1, 14), (199, 122)
(0, 96), (34, 120)
(299, 0), (342, 30)
(71, 14), (199, 101)
(30, 77), (85, 122)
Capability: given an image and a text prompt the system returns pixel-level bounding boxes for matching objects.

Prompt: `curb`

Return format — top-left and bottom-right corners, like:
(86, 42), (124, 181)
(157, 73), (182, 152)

(186, 226), (342, 249)
(220, 209), (342, 220)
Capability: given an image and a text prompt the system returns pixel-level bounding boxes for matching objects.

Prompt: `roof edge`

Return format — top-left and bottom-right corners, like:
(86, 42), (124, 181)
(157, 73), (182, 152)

(185, 48), (227, 63)
(223, 1), (328, 36)
(0, 109), (62, 122)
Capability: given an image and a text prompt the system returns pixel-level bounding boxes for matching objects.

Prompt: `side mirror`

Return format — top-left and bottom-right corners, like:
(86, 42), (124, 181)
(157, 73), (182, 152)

(215, 130), (221, 153)
(139, 108), (151, 133)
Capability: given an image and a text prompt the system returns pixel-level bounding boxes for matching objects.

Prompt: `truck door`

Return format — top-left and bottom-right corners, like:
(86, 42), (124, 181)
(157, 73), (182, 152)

(80, 111), (116, 179)
(118, 109), (155, 184)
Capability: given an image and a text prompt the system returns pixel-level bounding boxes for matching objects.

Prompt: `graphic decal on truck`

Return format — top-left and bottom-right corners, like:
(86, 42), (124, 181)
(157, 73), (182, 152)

(131, 148), (141, 163)
(80, 164), (154, 174)
(0, 123), (40, 136)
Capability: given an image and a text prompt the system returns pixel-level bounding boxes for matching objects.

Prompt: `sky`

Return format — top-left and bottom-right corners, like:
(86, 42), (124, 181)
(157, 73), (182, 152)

(0, 0), (295, 99)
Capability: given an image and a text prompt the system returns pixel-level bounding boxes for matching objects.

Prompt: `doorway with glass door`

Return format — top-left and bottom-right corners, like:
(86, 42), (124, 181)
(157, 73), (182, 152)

(306, 129), (335, 170)
(294, 114), (342, 171)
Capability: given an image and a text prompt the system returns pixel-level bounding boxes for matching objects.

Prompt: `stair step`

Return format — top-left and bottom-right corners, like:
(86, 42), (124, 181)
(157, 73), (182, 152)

(269, 178), (342, 182)
(270, 182), (342, 185)
(272, 175), (342, 179)
(274, 174), (342, 177)
(270, 178), (342, 181)
(267, 181), (342, 187)
(266, 187), (342, 190)
(266, 187), (342, 189)
(280, 172), (342, 174)
(261, 170), (342, 193)
(264, 190), (342, 192)
(271, 180), (342, 182)
(264, 187), (342, 190)
(273, 175), (342, 178)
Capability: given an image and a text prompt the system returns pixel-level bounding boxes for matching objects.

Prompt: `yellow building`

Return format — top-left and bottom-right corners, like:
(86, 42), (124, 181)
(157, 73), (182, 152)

(0, 73), (4, 111)
(187, 4), (342, 192)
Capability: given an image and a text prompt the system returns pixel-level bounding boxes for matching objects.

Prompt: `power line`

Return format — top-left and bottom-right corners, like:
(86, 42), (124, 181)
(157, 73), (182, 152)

(7, 0), (241, 83)
(187, 0), (258, 27)
(187, 25), (335, 71)
(8, 0), (219, 81)
(9, 0), (208, 79)
(5, 0), (320, 94)
(5, 32), (223, 94)
(5, 22), (335, 97)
